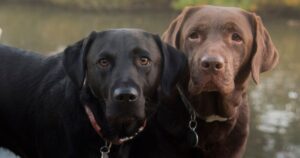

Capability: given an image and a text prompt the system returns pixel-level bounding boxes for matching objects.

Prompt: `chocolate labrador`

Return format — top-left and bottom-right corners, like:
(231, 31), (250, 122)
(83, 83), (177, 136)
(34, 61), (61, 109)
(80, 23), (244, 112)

(162, 5), (279, 158)
(0, 29), (186, 158)
(123, 5), (279, 158)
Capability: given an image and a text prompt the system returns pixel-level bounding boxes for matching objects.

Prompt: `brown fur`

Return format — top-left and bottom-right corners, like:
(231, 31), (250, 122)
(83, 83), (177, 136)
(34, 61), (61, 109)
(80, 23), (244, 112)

(162, 5), (279, 158)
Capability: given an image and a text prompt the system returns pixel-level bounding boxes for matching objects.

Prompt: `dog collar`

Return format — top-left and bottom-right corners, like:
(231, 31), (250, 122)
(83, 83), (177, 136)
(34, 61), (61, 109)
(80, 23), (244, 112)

(84, 104), (147, 157)
(176, 84), (200, 118)
(84, 104), (147, 144)
(84, 105), (113, 158)
(176, 85), (199, 147)
(84, 105), (103, 137)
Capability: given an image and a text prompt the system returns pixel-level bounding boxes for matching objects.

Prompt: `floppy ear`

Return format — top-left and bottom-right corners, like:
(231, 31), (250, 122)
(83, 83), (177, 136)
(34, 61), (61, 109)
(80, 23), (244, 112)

(153, 34), (187, 96)
(162, 6), (199, 48)
(63, 31), (97, 89)
(251, 14), (279, 84)
(161, 13), (184, 48)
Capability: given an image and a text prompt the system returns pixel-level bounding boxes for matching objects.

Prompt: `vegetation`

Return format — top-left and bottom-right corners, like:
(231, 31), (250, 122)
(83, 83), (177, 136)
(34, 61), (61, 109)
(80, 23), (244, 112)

(44, 0), (171, 10)
(1, 0), (300, 14)
(1, 0), (172, 11)
(172, 0), (300, 11)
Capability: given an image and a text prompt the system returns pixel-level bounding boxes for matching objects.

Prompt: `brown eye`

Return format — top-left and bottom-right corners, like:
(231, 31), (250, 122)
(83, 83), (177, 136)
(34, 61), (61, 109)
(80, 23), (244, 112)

(98, 58), (110, 68)
(232, 33), (243, 43)
(188, 31), (201, 42)
(188, 32), (200, 40)
(137, 57), (150, 66)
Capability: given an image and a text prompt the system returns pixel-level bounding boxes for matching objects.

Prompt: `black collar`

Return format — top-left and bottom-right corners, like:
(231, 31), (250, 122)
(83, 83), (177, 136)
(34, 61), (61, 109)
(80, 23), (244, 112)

(176, 84), (199, 147)
(176, 84), (199, 118)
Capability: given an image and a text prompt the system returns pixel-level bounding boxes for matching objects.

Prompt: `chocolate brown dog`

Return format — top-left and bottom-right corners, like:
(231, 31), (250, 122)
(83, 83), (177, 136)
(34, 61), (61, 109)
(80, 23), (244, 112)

(161, 5), (279, 158)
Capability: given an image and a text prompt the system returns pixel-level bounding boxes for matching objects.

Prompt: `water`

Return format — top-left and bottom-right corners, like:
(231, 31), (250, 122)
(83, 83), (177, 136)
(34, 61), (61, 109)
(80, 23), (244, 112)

(0, 3), (300, 158)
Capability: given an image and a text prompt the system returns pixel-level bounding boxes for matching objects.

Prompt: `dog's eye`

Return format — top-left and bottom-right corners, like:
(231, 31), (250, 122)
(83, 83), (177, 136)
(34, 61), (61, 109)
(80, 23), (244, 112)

(188, 31), (202, 43)
(137, 57), (151, 66)
(98, 58), (110, 68)
(232, 33), (243, 43)
(188, 32), (201, 40)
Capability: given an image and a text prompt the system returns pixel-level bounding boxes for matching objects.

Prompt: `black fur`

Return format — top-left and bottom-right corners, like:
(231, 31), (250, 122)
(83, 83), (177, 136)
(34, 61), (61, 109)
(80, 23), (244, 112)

(0, 29), (186, 158)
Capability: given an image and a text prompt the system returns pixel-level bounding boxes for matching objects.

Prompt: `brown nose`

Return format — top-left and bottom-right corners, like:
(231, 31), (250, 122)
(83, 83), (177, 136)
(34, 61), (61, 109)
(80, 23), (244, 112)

(200, 55), (225, 72)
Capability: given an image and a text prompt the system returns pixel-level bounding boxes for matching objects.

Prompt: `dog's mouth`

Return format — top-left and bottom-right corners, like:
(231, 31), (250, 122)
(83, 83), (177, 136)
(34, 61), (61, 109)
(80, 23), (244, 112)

(202, 81), (220, 92)
(200, 84), (232, 123)
(188, 90), (237, 123)
(189, 71), (234, 95)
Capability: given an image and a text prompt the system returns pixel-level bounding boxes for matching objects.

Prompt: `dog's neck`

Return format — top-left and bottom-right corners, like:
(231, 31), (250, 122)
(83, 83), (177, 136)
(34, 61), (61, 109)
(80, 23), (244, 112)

(155, 80), (249, 150)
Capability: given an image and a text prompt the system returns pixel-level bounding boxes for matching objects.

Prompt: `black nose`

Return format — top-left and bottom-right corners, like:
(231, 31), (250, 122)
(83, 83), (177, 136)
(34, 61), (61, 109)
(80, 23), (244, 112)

(200, 55), (225, 72)
(113, 87), (138, 102)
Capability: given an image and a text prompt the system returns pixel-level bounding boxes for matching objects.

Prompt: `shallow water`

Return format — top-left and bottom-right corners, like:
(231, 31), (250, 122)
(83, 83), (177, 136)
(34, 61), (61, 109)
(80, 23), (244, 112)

(0, 3), (300, 158)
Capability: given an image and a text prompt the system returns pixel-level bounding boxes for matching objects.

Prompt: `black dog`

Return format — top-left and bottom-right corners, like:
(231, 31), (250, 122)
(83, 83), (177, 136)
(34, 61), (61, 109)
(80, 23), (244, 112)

(0, 29), (186, 158)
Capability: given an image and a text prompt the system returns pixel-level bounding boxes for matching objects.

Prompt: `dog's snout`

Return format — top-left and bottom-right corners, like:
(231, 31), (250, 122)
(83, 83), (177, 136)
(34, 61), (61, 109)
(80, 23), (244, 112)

(113, 87), (138, 102)
(200, 55), (225, 72)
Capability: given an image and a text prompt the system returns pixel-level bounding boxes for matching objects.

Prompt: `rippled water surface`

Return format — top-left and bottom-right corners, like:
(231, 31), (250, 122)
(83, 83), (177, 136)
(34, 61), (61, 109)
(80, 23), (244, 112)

(1, 3), (300, 158)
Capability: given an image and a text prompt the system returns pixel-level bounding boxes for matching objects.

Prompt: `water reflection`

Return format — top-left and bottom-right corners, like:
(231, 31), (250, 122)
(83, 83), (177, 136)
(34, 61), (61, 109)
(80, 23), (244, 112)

(0, 3), (177, 53)
(0, 3), (300, 158)
(246, 19), (300, 158)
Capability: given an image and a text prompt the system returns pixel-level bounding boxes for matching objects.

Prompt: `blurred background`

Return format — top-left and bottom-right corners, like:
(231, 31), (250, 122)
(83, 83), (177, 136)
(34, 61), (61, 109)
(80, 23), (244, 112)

(0, 0), (300, 157)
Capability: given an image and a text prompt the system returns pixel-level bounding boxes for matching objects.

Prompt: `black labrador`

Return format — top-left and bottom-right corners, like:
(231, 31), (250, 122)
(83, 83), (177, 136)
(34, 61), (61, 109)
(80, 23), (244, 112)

(0, 29), (186, 158)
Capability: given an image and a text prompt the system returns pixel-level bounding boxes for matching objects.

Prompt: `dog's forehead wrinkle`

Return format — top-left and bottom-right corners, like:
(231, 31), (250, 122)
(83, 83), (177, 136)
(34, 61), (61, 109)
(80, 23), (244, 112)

(185, 22), (209, 34)
(94, 30), (159, 56)
(118, 32), (156, 53)
(91, 33), (138, 55)
(202, 5), (245, 14)
(192, 7), (248, 27)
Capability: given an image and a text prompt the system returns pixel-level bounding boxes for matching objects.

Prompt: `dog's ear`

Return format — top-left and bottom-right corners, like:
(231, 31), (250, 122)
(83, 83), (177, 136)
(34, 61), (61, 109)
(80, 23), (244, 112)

(153, 34), (187, 96)
(162, 6), (199, 48)
(161, 13), (183, 48)
(250, 14), (279, 84)
(63, 31), (97, 89)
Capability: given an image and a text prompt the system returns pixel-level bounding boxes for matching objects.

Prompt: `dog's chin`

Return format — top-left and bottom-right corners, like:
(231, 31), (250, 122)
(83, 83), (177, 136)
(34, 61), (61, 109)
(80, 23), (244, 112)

(108, 119), (147, 144)
(188, 80), (237, 122)
(188, 79), (234, 96)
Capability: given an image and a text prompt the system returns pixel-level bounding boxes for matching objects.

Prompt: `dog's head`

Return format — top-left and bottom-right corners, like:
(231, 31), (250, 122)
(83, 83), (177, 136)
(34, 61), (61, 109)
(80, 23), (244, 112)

(63, 29), (186, 143)
(163, 6), (278, 121)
